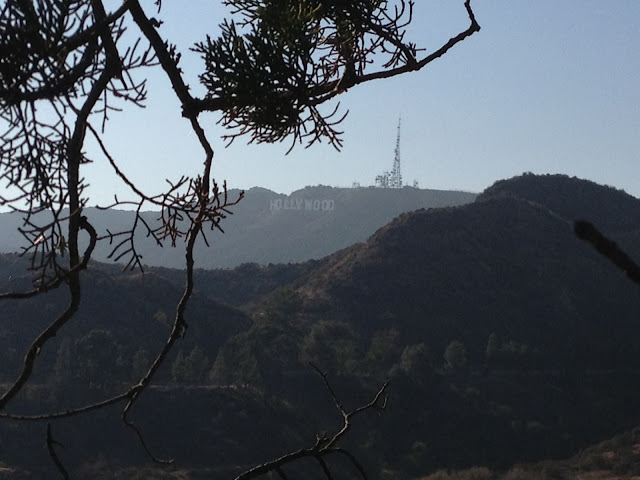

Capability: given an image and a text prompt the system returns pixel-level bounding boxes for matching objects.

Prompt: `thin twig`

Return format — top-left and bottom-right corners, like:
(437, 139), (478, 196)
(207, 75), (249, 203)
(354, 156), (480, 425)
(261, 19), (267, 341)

(46, 423), (69, 480)
(233, 365), (389, 479)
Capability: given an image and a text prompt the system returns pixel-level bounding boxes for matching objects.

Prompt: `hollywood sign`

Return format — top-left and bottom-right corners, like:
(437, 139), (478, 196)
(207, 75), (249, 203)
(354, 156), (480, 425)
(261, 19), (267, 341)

(270, 198), (335, 212)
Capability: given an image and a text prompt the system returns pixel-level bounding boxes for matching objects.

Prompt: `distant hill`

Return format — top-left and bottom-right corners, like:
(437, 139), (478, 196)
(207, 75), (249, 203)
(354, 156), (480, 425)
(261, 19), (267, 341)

(289, 174), (640, 366)
(479, 173), (640, 236)
(478, 172), (640, 259)
(0, 185), (476, 269)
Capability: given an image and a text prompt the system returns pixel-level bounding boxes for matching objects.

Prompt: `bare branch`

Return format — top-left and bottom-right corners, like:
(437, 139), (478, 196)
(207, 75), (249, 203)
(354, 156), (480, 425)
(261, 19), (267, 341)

(233, 365), (389, 480)
(0, 390), (130, 421)
(0, 216), (96, 409)
(123, 415), (174, 464)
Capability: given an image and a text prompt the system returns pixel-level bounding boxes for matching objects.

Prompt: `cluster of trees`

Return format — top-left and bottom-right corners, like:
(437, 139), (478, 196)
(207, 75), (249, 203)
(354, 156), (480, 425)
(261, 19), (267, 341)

(27, 279), (541, 409)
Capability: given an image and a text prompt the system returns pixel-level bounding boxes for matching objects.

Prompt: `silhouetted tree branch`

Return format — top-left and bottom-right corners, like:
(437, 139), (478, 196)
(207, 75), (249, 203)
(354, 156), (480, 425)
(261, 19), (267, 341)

(233, 364), (390, 480)
(46, 423), (69, 480)
(574, 220), (640, 286)
(193, 0), (480, 151)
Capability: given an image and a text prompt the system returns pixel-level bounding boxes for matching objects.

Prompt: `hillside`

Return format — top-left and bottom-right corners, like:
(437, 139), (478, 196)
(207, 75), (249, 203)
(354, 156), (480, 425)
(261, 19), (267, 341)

(478, 173), (640, 234)
(0, 255), (251, 388)
(294, 187), (640, 366)
(3, 174), (640, 479)
(210, 174), (640, 474)
(0, 185), (476, 269)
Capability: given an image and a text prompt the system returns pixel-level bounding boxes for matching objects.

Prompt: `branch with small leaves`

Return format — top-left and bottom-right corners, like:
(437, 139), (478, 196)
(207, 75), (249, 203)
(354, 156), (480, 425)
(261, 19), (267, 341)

(0, 215), (96, 409)
(193, 0), (480, 151)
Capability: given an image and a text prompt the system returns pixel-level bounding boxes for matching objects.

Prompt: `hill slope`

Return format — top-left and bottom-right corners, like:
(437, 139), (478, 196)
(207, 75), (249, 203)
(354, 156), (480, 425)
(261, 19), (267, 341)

(0, 255), (251, 387)
(0, 186), (476, 269)
(210, 174), (640, 473)
(289, 175), (640, 367)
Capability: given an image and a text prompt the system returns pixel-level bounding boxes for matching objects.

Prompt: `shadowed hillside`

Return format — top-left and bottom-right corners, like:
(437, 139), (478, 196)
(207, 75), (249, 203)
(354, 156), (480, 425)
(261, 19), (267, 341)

(295, 191), (640, 366)
(479, 173), (640, 235)
(0, 255), (251, 389)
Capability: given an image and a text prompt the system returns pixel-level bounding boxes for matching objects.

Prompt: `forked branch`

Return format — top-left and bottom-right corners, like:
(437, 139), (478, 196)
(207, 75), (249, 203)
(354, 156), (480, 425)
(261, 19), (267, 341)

(234, 365), (390, 480)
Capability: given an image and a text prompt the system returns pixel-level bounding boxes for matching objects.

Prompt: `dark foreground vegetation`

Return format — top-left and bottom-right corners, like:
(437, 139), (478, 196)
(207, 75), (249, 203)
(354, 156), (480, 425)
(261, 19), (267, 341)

(2, 174), (640, 478)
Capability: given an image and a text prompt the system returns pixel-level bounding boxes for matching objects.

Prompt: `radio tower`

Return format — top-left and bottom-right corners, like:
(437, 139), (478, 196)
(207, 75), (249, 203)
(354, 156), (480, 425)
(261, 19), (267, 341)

(390, 118), (402, 188)
(374, 117), (404, 188)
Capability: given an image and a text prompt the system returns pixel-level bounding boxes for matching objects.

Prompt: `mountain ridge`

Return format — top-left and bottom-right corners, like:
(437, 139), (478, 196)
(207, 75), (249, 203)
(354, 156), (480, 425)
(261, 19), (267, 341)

(0, 185), (476, 269)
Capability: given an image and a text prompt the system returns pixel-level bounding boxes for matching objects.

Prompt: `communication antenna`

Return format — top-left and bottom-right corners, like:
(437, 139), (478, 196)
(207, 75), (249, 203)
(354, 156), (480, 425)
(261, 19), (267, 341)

(374, 117), (405, 189)
(390, 117), (402, 188)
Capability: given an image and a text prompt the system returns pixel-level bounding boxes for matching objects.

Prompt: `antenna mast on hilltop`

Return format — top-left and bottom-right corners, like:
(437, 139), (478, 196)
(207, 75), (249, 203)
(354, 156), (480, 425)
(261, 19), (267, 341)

(390, 118), (402, 188)
(375, 117), (403, 188)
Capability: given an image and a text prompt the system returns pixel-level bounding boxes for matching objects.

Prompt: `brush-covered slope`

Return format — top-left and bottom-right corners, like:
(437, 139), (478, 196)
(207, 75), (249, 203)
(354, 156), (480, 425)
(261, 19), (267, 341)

(479, 173), (640, 259)
(0, 255), (251, 386)
(294, 175), (640, 367)
(206, 174), (640, 475)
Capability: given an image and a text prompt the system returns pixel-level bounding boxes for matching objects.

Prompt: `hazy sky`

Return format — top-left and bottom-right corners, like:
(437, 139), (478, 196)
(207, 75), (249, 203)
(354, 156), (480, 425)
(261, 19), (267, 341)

(83, 1), (640, 206)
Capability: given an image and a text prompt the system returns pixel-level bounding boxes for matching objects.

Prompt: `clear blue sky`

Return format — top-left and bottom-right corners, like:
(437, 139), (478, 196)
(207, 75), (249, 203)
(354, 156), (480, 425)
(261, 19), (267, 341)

(84, 0), (640, 206)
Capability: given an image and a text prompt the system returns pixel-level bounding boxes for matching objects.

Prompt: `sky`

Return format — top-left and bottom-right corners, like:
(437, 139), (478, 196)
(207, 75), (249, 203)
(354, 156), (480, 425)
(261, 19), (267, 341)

(83, 0), (640, 206)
